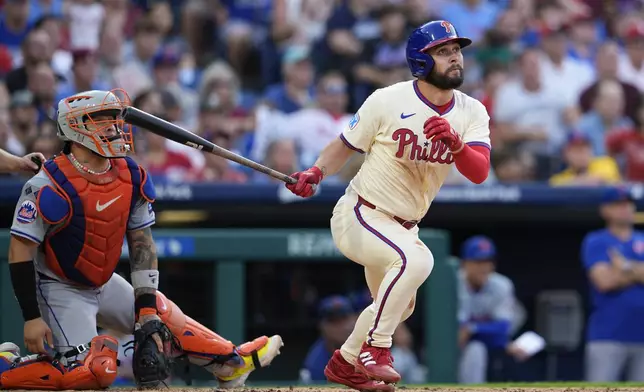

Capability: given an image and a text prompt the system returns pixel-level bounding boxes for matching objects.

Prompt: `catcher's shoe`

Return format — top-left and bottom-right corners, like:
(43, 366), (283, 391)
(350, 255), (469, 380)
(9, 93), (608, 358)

(325, 350), (395, 392)
(355, 343), (400, 384)
(215, 335), (284, 388)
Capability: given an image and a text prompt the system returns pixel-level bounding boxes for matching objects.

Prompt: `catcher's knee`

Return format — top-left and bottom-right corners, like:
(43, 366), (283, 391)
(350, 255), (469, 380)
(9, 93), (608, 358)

(156, 291), (237, 364)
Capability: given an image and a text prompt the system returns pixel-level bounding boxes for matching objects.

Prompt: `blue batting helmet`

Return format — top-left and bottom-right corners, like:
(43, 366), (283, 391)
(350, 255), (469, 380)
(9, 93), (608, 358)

(406, 20), (472, 79)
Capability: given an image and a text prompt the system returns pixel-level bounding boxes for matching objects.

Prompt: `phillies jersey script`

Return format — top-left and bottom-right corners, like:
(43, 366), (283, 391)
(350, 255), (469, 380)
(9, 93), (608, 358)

(340, 80), (491, 221)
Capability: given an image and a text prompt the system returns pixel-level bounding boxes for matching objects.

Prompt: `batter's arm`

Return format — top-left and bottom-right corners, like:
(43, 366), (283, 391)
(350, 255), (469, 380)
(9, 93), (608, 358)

(0, 150), (45, 173)
(313, 136), (357, 178)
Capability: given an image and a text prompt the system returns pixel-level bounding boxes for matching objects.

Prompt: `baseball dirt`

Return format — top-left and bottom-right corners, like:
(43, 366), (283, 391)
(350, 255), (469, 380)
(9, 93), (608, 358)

(92, 387), (644, 392)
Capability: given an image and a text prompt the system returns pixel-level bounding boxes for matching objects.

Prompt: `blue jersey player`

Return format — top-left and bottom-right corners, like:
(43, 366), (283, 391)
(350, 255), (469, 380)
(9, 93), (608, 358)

(581, 187), (644, 382)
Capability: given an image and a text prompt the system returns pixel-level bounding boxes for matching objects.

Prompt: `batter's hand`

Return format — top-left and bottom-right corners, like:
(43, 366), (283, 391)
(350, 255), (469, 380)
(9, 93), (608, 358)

(24, 317), (53, 354)
(285, 166), (323, 198)
(423, 116), (464, 153)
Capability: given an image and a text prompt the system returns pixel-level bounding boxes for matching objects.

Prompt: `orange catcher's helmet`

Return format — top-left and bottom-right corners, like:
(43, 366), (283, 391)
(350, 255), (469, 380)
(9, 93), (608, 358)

(56, 89), (134, 158)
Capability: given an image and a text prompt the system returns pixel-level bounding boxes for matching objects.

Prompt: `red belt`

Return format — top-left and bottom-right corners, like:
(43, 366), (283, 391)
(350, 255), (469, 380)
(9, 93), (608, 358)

(357, 196), (419, 230)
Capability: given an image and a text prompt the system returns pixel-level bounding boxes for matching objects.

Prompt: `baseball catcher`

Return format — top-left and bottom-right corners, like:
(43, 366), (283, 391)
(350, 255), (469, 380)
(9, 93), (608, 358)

(2, 89), (283, 390)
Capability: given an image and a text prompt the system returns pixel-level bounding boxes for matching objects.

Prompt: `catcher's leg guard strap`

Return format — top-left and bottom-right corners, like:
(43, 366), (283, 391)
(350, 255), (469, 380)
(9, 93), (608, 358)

(0, 336), (118, 390)
(156, 291), (239, 366)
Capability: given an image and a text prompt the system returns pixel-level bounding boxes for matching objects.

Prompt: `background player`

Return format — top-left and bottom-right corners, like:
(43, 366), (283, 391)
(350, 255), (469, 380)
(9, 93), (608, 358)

(5, 89), (282, 389)
(284, 20), (491, 391)
(457, 236), (526, 384)
(581, 187), (644, 382)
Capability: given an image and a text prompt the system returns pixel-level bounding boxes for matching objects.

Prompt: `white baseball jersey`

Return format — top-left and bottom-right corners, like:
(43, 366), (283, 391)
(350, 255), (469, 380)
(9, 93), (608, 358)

(340, 80), (491, 221)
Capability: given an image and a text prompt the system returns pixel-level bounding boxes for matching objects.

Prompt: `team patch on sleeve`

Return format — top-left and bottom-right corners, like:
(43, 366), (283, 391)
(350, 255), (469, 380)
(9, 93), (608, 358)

(348, 113), (360, 130)
(16, 200), (38, 224)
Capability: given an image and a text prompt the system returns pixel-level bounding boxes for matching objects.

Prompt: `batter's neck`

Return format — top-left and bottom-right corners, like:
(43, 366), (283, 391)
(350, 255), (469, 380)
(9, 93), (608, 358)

(415, 80), (454, 106)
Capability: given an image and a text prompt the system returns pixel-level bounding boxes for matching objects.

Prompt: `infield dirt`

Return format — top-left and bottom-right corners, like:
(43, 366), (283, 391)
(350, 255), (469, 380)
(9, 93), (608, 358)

(101, 387), (644, 392)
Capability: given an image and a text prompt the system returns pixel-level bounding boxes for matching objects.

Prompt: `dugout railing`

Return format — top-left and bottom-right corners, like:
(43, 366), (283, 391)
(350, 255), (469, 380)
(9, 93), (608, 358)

(0, 229), (458, 383)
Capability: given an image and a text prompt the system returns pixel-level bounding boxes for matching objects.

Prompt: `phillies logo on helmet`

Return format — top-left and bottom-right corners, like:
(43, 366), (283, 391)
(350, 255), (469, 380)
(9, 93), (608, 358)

(441, 21), (453, 33)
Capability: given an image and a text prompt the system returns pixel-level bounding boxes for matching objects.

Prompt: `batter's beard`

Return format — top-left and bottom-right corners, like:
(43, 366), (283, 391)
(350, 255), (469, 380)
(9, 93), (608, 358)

(425, 67), (464, 90)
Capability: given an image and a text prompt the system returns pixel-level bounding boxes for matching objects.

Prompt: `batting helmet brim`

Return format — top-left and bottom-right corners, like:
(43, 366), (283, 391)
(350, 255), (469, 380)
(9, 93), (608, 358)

(421, 37), (472, 52)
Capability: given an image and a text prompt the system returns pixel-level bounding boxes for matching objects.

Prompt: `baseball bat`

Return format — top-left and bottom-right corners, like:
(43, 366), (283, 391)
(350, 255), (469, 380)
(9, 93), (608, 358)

(121, 106), (297, 185)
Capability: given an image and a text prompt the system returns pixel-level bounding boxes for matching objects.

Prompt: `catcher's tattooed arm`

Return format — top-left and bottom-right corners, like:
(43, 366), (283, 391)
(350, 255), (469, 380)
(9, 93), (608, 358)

(126, 227), (159, 298)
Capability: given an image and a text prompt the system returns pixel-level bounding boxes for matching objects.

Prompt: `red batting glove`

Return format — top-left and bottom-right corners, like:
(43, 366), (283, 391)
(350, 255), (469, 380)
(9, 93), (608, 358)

(423, 116), (464, 154)
(285, 166), (323, 198)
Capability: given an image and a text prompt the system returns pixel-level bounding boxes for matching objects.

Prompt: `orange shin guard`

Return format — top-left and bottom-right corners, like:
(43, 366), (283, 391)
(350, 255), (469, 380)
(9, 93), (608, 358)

(0, 336), (118, 390)
(156, 291), (241, 368)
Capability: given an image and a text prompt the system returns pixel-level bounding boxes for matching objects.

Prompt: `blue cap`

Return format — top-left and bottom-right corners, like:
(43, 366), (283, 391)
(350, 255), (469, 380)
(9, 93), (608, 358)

(566, 131), (591, 146)
(318, 295), (354, 321)
(153, 47), (181, 67)
(461, 235), (496, 261)
(601, 187), (634, 204)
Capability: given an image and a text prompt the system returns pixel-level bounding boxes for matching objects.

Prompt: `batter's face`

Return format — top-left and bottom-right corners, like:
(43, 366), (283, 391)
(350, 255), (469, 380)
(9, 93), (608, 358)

(425, 41), (465, 90)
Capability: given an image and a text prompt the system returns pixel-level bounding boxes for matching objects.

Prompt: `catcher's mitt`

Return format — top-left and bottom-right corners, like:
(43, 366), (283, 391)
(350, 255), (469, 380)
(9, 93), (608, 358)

(132, 319), (179, 388)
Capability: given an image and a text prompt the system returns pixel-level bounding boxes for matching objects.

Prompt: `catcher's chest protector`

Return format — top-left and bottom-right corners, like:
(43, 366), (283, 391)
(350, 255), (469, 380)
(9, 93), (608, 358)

(39, 155), (144, 287)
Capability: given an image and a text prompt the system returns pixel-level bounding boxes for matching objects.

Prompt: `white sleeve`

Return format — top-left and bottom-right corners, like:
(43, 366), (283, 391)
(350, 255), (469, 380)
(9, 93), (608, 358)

(340, 90), (382, 153)
(462, 99), (491, 149)
(127, 198), (155, 231)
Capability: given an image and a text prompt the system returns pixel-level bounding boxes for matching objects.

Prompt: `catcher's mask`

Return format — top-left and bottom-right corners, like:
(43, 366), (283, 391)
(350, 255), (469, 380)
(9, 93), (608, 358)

(57, 89), (134, 158)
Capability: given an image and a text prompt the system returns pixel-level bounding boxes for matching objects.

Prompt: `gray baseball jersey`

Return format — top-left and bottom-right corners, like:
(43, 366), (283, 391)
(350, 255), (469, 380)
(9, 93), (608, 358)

(457, 270), (515, 324)
(10, 170), (155, 284)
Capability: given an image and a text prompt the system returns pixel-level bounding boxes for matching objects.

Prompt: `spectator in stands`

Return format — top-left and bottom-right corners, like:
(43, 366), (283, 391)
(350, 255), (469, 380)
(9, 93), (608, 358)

(354, 5), (410, 102)
(151, 46), (198, 128)
(5, 28), (56, 95)
(567, 14), (600, 65)
(606, 101), (644, 182)
(579, 40), (642, 125)
(617, 23), (644, 92)
(577, 80), (633, 156)
(67, 0), (105, 53)
(96, 19), (125, 89)
(549, 132), (621, 187)
(6, 89), (37, 156)
(141, 126), (200, 184)
(113, 18), (162, 97)
(457, 236), (527, 384)
(490, 148), (535, 183)
(199, 61), (254, 137)
(477, 64), (509, 147)
(405, 0), (437, 30)
(284, 71), (352, 169)
(538, 24), (594, 108)
(300, 295), (356, 384)
(439, 0), (500, 44)
(26, 62), (57, 121)
(200, 127), (247, 183)
(391, 322), (426, 384)
(318, 0), (381, 87)
(28, 0), (64, 26)
(493, 48), (573, 178)
(581, 187), (644, 382)
(254, 139), (299, 184)
(0, 0), (32, 60)
(263, 45), (315, 114)
(33, 15), (72, 78)
(28, 118), (61, 159)
(57, 49), (111, 103)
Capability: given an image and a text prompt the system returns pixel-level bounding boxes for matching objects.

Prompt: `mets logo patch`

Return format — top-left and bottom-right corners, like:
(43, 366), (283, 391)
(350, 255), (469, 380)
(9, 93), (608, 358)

(17, 200), (38, 224)
(349, 113), (360, 130)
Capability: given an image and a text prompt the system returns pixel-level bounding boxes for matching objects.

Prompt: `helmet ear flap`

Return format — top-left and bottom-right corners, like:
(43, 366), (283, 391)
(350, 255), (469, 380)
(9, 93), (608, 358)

(408, 52), (434, 79)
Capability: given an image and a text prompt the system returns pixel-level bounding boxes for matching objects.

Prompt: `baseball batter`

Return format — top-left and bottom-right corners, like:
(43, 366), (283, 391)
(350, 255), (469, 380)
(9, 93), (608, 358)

(2, 90), (282, 390)
(285, 20), (491, 392)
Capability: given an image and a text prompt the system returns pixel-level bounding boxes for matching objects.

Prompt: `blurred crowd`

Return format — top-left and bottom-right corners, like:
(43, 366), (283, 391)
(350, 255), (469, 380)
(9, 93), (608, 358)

(1, 0), (644, 185)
